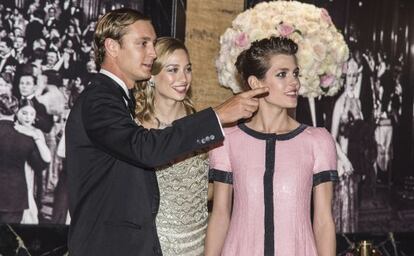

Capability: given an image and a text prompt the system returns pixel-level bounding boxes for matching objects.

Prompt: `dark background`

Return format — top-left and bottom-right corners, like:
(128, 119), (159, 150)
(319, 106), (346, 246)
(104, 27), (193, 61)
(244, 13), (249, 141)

(72, 0), (186, 41)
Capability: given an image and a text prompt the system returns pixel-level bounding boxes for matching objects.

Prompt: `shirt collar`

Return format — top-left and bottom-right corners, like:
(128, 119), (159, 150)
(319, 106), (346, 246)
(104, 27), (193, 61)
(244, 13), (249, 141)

(99, 69), (130, 98)
(31, 17), (44, 24)
(23, 94), (35, 100)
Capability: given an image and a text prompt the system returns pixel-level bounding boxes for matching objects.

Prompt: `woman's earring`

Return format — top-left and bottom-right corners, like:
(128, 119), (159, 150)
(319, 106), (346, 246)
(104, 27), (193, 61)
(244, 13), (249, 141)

(148, 76), (155, 87)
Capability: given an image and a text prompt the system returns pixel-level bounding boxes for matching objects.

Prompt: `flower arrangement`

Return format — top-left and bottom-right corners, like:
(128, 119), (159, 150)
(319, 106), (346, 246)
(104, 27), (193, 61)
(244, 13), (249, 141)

(216, 1), (349, 97)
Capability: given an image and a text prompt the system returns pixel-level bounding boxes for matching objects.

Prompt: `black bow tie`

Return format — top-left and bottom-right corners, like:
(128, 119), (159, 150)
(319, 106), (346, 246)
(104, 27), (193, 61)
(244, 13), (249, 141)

(20, 97), (33, 107)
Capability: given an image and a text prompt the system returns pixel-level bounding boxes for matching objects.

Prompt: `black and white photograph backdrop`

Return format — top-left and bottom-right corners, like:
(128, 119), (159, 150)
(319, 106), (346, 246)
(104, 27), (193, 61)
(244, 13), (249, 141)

(0, 0), (186, 227)
(0, 0), (414, 254)
(248, 0), (414, 234)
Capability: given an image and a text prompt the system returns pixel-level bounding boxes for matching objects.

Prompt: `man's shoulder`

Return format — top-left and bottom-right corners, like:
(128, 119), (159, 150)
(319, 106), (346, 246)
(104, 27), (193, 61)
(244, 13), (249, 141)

(88, 73), (109, 86)
(0, 121), (33, 145)
(87, 73), (118, 92)
(74, 74), (122, 107)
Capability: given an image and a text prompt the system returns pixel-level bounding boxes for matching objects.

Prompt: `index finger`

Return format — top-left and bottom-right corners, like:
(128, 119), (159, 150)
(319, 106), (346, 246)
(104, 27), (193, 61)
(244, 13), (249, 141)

(240, 87), (269, 99)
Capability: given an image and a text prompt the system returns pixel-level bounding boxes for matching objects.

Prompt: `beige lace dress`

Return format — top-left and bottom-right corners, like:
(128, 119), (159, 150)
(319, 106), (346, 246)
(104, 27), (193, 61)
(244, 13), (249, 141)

(155, 154), (208, 255)
(137, 119), (209, 255)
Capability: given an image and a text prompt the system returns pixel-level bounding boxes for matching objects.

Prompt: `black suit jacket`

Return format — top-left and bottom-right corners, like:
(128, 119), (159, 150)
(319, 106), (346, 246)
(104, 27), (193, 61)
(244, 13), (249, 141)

(296, 96), (332, 128)
(360, 59), (374, 121)
(66, 73), (223, 256)
(45, 17), (61, 31)
(25, 20), (44, 47)
(0, 55), (19, 74)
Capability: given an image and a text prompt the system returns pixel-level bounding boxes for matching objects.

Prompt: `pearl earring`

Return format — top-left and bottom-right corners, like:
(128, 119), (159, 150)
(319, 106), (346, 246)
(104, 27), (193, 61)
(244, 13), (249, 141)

(148, 76), (155, 87)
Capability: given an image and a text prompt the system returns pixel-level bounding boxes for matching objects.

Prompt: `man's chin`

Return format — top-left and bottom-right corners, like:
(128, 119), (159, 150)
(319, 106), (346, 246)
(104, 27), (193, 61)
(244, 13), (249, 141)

(136, 72), (151, 82)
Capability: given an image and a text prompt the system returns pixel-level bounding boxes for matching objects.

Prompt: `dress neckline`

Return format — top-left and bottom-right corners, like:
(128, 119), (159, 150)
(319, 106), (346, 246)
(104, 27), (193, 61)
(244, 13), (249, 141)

(238, 122), (307, 141)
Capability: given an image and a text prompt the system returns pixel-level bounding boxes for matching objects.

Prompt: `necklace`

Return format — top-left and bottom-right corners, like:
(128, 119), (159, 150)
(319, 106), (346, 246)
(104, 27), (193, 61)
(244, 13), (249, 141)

(154, 116), (172, 129)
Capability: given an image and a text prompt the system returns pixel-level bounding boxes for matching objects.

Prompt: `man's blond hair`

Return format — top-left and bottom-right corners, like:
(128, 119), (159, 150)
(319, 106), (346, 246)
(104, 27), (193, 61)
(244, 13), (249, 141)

(94, 8), (150, 70)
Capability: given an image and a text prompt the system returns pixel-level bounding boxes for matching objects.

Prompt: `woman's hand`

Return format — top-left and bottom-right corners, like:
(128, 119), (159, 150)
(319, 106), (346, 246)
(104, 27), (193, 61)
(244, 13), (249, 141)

(15, 123), (51, 162)
(15, 123), (35, 136)
(14, 123), (45, 142)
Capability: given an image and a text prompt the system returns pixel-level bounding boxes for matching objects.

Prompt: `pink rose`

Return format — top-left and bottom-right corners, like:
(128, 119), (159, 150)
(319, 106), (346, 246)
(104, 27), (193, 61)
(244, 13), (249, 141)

(321, 8), (333, 25)
(320, 74), (336, 88)
(234, 32), (249, 48)
(278, 23), (295, 37)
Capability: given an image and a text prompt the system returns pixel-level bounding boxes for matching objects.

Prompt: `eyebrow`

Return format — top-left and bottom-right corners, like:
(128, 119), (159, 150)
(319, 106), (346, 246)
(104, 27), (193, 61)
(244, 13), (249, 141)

(136, 37), (157, 44)
(165, 64), (179, 68)
(165, 63), (192, 68)
(139, 37), (153, 41)
(275, 67), (299, 72)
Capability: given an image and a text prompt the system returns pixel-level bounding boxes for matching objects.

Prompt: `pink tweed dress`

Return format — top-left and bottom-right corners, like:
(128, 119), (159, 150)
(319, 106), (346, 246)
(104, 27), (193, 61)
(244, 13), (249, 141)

(209, 123), (338, 256)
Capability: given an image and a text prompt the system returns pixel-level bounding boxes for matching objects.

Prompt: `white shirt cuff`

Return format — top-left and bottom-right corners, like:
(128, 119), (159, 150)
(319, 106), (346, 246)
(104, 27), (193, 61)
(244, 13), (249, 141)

(214, 111), (225, 137)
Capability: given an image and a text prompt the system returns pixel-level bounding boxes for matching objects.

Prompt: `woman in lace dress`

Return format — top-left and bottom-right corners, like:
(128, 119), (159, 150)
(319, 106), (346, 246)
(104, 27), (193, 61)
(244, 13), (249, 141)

(331, 59), (360, 233)
(331, 58), (376, 232)
(134, 37), (208, 255)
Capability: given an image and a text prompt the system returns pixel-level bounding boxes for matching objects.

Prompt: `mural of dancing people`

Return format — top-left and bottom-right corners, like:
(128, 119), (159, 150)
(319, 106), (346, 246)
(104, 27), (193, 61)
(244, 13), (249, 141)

(0, 0), (185, 225)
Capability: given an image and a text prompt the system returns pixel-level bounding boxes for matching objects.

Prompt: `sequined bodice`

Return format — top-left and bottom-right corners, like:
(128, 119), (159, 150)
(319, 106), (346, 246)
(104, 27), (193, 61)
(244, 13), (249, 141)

(155, 154), (208, 256)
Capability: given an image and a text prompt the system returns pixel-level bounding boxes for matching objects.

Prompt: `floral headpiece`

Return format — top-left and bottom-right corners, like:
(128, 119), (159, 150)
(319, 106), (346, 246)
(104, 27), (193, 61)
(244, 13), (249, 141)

(216, 1), (349, 97)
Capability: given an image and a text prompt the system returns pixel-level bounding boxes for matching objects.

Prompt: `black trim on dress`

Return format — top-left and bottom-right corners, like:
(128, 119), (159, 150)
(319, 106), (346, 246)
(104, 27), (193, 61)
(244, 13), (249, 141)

(238, 123), (307, 141)
(313, 170), (339, 187)
(264, 138), (276, 256)
(209, 168), (233, 184)
(237, 121), (309, 255)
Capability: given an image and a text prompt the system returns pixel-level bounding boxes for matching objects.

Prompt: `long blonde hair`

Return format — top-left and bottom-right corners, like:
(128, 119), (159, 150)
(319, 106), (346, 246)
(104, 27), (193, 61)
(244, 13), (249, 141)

(134, 37), (195, 124)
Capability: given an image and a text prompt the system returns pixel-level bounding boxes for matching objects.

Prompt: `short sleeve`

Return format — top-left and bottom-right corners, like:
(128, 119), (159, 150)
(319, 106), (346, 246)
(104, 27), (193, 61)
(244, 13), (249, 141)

(208, 139), (233, 184)
(312, 128), (339, 187)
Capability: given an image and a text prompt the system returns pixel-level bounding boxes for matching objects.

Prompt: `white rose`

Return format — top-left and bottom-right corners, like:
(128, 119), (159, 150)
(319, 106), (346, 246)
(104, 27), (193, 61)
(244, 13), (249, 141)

(312, 42), (326, 62)
(335, 44), (349, 63)
(297, 44), (314, 70)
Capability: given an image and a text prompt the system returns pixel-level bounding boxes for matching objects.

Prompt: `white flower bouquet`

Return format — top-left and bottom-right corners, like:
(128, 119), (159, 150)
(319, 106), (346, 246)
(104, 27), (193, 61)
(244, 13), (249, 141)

(216, 1), (349, 97)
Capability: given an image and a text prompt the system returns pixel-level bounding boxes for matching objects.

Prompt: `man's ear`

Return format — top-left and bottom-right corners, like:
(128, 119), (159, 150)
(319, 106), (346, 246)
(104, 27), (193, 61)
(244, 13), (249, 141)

(247, 75), (261, 89)
(104, 38), (119, 58)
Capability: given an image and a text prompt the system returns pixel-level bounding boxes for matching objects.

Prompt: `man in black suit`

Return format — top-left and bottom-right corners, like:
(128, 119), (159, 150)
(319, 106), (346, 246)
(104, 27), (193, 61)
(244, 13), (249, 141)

(60, 0), (84, 30)
(18, 74), (54, 133)
(296, 95), (335, 129)
(66, 8), (267, 256)
(25, 9), (45, 49)
(0, 38), (19, 77)
(45, 7), (61, 32)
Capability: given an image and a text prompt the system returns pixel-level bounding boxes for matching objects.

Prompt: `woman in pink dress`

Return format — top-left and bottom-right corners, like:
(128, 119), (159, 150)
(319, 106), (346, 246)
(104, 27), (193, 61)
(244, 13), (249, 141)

(205, 37), (338, 256)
